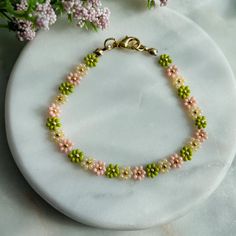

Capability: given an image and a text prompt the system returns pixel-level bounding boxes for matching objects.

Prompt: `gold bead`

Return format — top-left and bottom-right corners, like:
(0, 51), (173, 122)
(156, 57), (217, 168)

(148, 48), (158, 56)
(94, 48), (104, 56)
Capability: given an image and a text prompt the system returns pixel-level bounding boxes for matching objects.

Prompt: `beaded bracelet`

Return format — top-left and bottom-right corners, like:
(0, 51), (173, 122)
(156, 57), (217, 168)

(46, 36), (208, 181)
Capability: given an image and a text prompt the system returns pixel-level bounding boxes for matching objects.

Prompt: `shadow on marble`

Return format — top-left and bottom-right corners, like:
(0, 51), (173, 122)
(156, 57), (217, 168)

(223, 0), (236, 18)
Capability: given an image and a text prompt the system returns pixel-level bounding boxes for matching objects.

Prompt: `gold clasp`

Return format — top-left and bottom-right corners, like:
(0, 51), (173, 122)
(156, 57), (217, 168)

(117, 36), (158, 56)
(118, 36), (141, 50)
(93, 36), (158, 56)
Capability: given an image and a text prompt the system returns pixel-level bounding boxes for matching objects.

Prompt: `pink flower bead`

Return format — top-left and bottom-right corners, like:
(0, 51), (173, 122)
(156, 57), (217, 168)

(67, 72), (81, 85)
(169, 154), (183, 168)
(166, 65), (179, 79)
(184, 96), (197, 109)
(93, 160), (106, 176)
(48, 103), (61, 117)
(58, 139), (74, 154)
(195, 129), (208, 143)
(132, 166), (146, 181)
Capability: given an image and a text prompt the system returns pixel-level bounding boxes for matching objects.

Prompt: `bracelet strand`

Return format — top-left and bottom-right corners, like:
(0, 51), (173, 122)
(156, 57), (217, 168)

(46, 36), (208, 181)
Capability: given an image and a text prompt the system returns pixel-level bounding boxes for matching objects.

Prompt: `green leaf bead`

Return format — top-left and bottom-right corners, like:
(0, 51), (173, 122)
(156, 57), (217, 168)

(180, 146), (193, 161)
(195, 116), (207, 129)
(46, 117), (61, 131)
(59, 82), (74, 95)
(68, 149), (84, 163)
(84, 53), (98, 68)
(105, 164), (120, 178)
(178, 85), (191, 99)
(159, 54), (172, 68)
(146, 163), (159, 178)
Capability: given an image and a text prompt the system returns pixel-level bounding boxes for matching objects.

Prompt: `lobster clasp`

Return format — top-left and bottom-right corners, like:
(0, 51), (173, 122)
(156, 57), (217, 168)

(118, 36), (141, 51)
(118, 36), (158, 56)
(94, 36), (158, 56)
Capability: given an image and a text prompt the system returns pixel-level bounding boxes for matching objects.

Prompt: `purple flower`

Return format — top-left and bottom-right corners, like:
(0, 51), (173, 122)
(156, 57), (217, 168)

(94, 7), (110, 30)
(62, 0), (110, 30)
(16, 0), (28, 11)
(16, 20), (36, 41)
(13, 0), (110, 41)
(89, 0), (102, 7)
(15, 0), (57, 41)
(160, 0), (168, 6)
(62, 0), (82, 14)
(34, 0), (57, 30)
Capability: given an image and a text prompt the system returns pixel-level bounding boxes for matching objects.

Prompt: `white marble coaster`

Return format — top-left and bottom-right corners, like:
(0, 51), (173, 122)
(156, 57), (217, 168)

(5, 6), (236, 230)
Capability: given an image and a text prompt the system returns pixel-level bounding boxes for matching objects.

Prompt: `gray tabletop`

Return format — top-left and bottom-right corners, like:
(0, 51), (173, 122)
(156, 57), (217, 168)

(1, 1), (236, 235)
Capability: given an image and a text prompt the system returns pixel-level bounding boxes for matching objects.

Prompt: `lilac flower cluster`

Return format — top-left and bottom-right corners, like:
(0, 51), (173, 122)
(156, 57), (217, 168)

(34, 0), (57, 30)
(16, 0), (28, 11)
(62, 0), (110, 30)
(160, 0), (168, 6)
(4, 0), (168, 42)
(16, 20), (36, 41)
(14, 0), (110, 41)
(15, 0), (57, 41)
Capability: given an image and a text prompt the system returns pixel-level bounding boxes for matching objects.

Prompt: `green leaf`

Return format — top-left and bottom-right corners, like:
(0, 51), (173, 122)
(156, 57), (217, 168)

(147, 0), (156, 9)
(67, 14), (73, 23)
(83, 20), (98, 32)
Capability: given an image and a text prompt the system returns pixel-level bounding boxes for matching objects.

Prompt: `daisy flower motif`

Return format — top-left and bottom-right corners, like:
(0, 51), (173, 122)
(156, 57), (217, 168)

(146, 163), (159, 178)
(81, 158), (95, 170)
(184, 96), (197, 109)
(68, 149), (84, 163)
(172, 76), (185, 89)
(46, 117), (61, 131)
(132, 166), (146, 181)
(166, 65), (179, 79)
(59, 82), (74, 95)
(93, 160), (106, 176)
(84, 53), (98, 68)
(189, 106), (202, 119)
(58, 139), (74, 154)
(67, 72), (81, 85)
(195, 129), (208, 143)
(48, 103), (61, 117)
(54, 94), (68, 105)
(120, 166), (133, 180)
(188, 138), (201, 151)
(157, 159), (171, 173)
(178, 85), (191, 99)
(105, 164), (120, 178)
(50, 129), (64, 143)
(195, 116), (207, 129)
(159, 54), (172, 68)
(75, 64), (88, 77)
(169, 154), (183, 168)
(180, 146), (193, 161)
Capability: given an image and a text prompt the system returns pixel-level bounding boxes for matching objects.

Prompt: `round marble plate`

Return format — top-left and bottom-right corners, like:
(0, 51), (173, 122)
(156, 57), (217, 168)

(5, 5), (236, 230)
